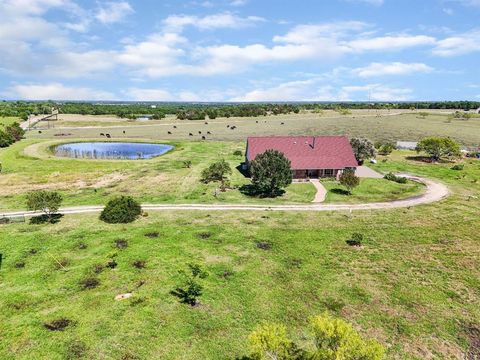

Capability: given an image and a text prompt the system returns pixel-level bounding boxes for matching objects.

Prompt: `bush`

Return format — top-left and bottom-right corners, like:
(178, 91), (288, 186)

(250, 150), (292, 197)
(233, 150), (243, 156)
(26, 190), (63, 221)
(339, 170), (360, 194)
(200, 159), (232, 192)
(247, 312), (384, 360)
(451, 164), (464, 171)
(100, 196), (142, 224)
(346, 233), (363, 246)
(384, 172), (408, 184)
(171, 263), (208, 306)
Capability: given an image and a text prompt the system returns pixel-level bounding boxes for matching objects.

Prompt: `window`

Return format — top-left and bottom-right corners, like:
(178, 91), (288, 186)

(325, 169), (333, 177)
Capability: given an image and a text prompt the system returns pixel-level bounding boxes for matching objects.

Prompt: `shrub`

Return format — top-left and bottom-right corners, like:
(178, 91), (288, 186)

(26, 191), (63, 222)
(378, 142), (396, 156)
(100, 196), (141, 224)
(451, 164), (464, 171)
(248, 312), (384, 360)
(171, 263), (208, 306)
(346, 233), (363, 246)
(80, 277), (99, 290)
(233, 150), (243, 156)
(384, 172), (408, 184)
(339, 170), (360, 194)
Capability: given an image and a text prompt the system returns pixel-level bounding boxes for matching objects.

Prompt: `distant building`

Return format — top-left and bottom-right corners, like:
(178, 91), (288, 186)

(246, 136), (358, 179)
(396, 141), (418, 150)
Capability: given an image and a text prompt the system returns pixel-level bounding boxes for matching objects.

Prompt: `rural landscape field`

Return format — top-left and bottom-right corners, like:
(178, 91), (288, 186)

(1, 0), (480, 359)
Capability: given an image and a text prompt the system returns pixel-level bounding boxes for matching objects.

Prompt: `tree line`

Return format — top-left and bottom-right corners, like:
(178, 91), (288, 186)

(1, 101), (479, 121)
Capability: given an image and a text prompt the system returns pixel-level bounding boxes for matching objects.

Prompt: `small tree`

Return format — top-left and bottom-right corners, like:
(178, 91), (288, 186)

(26, 191), (63, 220)
(100, 196), (142, 224)
(339, 170), (360, 194)
(378, 143), (395, 156)
(200, 159), (232, 192)
(250, 150), (292, 197)
(249, 323), (298, 360)
(350, 138), (376, 163)
(5, 122), (25, 142)
(171, 263), (208, 306)
(416, 137), (461, 162)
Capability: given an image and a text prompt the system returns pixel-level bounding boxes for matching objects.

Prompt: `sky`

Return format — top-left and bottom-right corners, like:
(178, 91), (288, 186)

(0, 0), (479, 102)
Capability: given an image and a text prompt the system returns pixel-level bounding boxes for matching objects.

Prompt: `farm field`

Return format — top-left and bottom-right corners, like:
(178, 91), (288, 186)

(0, 156), (479, 359)
(22, 109), (480, 146)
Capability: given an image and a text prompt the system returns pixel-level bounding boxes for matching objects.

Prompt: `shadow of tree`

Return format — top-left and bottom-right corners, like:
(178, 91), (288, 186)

(235, 163), (250, 178)
(29, 214), (64, 225)
(330, 188), (351, 196)
(239, 184), (285, 198)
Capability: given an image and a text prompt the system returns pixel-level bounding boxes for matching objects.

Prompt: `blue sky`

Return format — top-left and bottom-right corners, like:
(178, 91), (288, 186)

(0, 0), (479, 101)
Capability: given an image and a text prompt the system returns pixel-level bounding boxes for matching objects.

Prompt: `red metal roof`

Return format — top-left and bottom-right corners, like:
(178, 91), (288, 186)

(247, 136), (358, 170)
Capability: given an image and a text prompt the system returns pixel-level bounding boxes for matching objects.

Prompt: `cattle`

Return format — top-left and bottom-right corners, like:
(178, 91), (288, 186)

(123, 130), (126, 134)
(207, 131), (211, 135)
(106, 134), (111, 138)
(168, 131), (172, 135)
(205, 122), (208, 125)
(189, 133), (193, 136)
(198, 131), (202, 134)
(227, 125), (230, 128)
(202, 136), (206, 140)
(173, 126), (177, 129)
(281, 122), (284, 125)
(38, 130), (42, 134)
(100, 133), (105, 136)
(256, 121), (258, 123)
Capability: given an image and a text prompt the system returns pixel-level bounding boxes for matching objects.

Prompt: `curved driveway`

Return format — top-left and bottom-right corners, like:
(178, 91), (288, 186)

(1, 175), (448, 218)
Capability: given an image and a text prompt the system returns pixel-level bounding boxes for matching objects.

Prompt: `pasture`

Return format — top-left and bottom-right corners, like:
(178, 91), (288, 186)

(25, 109), (480, 146)
(0, 155), (479, 359)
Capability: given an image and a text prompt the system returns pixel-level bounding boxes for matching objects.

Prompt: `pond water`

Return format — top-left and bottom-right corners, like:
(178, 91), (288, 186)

(55, 142), (173, 160)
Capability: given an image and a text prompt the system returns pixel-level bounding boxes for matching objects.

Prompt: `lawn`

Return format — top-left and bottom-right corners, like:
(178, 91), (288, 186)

(21, 109), (480, 146)
(0, 117), (20, 128)
(323, 178), (425, 203)
(0, 156), (479, 359)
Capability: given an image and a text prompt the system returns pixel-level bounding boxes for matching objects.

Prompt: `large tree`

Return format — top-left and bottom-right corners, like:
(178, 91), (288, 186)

(250, 149), (292, 197)
(415, 137), (461, 161)
(200, 159), (232, 192)
(350, 138), (377, 163)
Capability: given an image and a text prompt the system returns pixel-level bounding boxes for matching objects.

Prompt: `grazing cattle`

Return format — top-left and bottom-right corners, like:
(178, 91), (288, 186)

(231, 126), (237, 130)
(207, 131), (211, 135)
(168, 131), (172, 135)
(189, 133), (193, 136)
(227, 125), (230, 128)
(123, 130), (126, 134)
(202, 136), (206, 140)
(198, 131), (202, 134)
(173, 126), (177, 129)
(281, 122), (284, 125)
(100, 133), (105, 136)
(38, 130), (42, 134)
(256, 121), (258, 123)
(205, 122), (208, 125)
(106, 134), (111, 138)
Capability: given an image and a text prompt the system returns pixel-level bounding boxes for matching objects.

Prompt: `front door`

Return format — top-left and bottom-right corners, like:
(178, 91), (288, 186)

(307, 170), (319, 178)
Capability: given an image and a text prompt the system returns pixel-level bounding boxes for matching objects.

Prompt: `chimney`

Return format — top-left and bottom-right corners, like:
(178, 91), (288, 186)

(312, 136), (316, 149)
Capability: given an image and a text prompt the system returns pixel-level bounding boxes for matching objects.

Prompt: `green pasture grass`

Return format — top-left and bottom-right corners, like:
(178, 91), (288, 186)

(0, 117), (20, 127)
(0, 155), (479, 359)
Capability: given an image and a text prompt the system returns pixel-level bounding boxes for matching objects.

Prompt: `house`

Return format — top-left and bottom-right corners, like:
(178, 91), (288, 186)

(246, 136), (358, 179)
(476, 107), (480, 114)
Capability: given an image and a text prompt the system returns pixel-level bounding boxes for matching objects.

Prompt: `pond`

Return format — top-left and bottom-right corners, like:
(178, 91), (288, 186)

(54, 142), (174, 160)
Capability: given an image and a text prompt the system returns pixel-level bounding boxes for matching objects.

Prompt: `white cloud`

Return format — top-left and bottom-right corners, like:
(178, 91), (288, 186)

(230, 0), (248, 6)
(96, 1), (134, 24)
(344, 0), (384, 6)
(348, 35), (436, 51)
(125, 88), (173, 101)
(162, 12), (264, 33)
(339, 84), (412, 101)
(353, 62), (434, 77)
(454, 0), (480, 7)
(5, 83), (115, 100)
(433, 29), (480, 56)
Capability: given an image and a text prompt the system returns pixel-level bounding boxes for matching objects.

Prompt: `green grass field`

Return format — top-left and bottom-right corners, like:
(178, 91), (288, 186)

(0, 156), (479, 359)
(20, 109), (480, 146)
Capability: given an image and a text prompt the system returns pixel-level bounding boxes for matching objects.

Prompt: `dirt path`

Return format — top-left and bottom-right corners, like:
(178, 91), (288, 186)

(0, 176), (449, 218)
